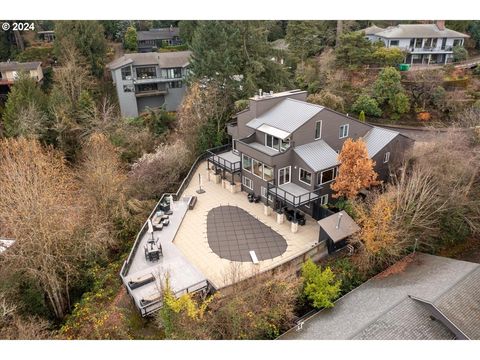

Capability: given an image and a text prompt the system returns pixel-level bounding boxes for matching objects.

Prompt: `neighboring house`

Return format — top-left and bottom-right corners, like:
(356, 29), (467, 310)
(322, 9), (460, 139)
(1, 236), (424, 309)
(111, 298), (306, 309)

(279, 253), (480, 340)
(216, 89), (412, 221)
(37, 30), (55, 42)
(0, 61), (43, 96)
(107, 51), (191, 117)
(137, 26), (182, 53)
(361, 21), (469, 65)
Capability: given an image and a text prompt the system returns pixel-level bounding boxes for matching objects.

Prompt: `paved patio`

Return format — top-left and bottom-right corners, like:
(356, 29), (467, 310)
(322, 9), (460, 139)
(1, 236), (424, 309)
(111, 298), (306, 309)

(173, 160), (323, 289)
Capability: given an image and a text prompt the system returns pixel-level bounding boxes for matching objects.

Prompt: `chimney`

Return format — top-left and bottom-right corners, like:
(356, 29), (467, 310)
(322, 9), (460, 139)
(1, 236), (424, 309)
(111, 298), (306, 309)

(336, 212), (343, 230)
(436, 20), (445, 31)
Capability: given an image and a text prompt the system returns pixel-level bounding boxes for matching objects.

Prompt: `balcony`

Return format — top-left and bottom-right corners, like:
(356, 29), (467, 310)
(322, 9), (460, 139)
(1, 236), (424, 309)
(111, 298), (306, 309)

(206, 144), (241, 174)
(135, 89), (168, 98)
(236, 134), (293, 166)
(267, 180), (322, 208)
(407, 46), (453, 53)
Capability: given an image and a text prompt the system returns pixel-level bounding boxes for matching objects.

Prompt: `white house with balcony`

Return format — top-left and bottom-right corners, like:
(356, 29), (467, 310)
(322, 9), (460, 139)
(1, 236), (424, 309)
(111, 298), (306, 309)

(107, 51), (191, 117)
(361, 21), (469, 65)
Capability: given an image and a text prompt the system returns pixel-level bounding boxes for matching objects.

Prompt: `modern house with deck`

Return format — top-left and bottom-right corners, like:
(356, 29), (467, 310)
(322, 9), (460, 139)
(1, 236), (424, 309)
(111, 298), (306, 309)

(0, 61), (43, 97)
(209, 89), (413, 227)
(107, 51), (190, 117)
(361, 21), (469, 65)
(137, 26), (182, 53)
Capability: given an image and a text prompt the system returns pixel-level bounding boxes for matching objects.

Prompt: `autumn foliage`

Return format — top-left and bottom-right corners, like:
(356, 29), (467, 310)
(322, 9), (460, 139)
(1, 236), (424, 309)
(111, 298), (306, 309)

(331, 138), (379, 199)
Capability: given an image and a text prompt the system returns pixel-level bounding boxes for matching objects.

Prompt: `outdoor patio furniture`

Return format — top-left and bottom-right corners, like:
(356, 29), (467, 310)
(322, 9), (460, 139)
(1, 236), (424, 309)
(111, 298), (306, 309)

(253, 195), (261, 203)
(128, 273), (155, 290)
(162, 218), (170, 226)
(144, 240), (162, 262)
(248, 193), (254, 202)
(165, 210), (173, 216)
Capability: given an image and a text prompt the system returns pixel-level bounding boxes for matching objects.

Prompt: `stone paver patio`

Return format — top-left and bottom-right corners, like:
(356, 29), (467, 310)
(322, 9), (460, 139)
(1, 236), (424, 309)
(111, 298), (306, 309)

(173, 160), (323, 289)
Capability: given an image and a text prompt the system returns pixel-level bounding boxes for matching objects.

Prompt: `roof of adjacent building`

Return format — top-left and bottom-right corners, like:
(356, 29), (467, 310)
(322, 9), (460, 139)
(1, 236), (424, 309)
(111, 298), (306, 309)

(246, 98), (324, 134)
(294, 139), (339, 172)
(0, 61), (41, 72)
(360, 24), (385, 36)
(279, 253), (480, 340)
(317, 211), (360, 243)
(107, 51), (191, 70)
(137, 27), (180, 41)
(372, 24), (469, 39)
(271, 39), (289, 51)
(363, 126), (399, 157)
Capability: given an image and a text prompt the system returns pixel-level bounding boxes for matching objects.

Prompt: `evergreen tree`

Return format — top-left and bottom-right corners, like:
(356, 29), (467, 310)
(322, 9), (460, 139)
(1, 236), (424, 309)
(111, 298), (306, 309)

(124, 26), (138, 52)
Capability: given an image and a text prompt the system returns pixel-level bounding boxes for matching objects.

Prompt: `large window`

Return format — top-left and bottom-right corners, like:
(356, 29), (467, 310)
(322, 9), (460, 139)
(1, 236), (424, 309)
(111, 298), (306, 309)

(265, 134), (280, 151)
(263, 165), (273, 182)
(432, 38), (438, 48)
(390, 40), (399, 46)
(136, 83), (158, 93)
(242, 176), (253, 190)
(162, 67), (183, 79)
(339, 124), (349, 139)
(315, 120), (322, 140)
(136, 66), (157, 79)
(299, 168), (312, 185)
(242, 154), (252, 172)
(278, 166), (291, 185)
(121, 66), (132, 80)
(453, 39), (462, 47)
(317, 167), (337, 185)
(424, 38), (432, 48)
(415, 38), (423, 48)
(252, 159), (263, 178)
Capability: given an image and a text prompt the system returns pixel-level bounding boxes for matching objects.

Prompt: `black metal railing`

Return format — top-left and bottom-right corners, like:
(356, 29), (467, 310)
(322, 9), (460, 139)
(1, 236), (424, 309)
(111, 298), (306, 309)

(266, 180), (322, 208)
(207, 148), (241, 173)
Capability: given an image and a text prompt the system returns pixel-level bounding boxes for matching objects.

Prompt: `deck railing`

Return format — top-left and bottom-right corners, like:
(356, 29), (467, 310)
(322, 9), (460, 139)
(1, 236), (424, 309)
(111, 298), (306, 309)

(266, 180), (323, 208)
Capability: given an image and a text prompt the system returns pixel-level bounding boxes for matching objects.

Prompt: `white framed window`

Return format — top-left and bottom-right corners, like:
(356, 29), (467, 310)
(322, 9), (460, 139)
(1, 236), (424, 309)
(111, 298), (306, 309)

(265, 134), (280, 151)
(299, 168), (312, 185)
(263, 164), (274, 182)
(317, 167), (337, 185)
(261, 186), (274, 201)
(252, 159), (263, 178)
(242, 154), (252, 172)
(242, 176), (253, 190)
(384, 152), (390, 163)
(319, 194), (329, 206)
(339, 124), (349, 139)
(278, 166), (291, 185)
(315, 120), (322, 140)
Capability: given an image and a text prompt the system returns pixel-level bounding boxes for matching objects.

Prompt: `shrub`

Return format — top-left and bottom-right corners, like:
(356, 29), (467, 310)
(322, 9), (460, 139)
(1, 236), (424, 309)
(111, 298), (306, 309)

(307, 90), (345, 112)
(351, 94), (382, 117)
(453, 45), (468, 62)
(301, 259), (341, 309)
(358, 110), (366, 122)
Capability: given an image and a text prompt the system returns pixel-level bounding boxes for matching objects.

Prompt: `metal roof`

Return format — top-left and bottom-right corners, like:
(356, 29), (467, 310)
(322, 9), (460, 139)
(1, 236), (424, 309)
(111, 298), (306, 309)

(375, 24), (469, 39)
(362, 126), (399, 157)
(0, 61), (41, 72)
(294, 140), (339, 172)
(246, 98), (324, 133)
(257, 124), (291, 140)
(107, 51), (191, 70)
(317, 211), (360, 243)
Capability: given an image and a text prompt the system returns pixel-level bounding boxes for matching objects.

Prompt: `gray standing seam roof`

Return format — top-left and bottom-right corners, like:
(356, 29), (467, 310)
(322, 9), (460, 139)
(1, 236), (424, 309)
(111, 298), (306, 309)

(294, 139), (339, 172)
(246, 98), (324, 134)
(362, 126), (399, 158)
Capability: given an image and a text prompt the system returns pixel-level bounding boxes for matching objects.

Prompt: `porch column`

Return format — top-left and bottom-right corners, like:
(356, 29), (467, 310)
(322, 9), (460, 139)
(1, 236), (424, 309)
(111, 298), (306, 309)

(428, 54), (431, 65)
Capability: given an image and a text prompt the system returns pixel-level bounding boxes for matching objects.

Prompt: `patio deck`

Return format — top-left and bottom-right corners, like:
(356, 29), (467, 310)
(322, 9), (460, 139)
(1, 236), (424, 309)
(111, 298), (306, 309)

(173, 160), (326, 289)
(124, 198), (208, 315)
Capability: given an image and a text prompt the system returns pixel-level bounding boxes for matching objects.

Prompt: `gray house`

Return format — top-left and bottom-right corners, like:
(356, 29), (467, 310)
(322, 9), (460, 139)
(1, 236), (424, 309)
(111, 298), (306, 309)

(107, 51), (191, 117)
(137, 27), (182, 53)
(209, 89), (413, 221)
(361, 21), (469, 65)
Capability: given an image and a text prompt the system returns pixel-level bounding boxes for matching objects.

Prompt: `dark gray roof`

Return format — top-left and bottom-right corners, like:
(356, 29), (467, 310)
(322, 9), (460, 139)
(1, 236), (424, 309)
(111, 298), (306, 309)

(246, 98), (324, 134)
(294, 140), (339, 172)
(0, 61), (41, 72)
(107, 51), (191, 70)
(317, 211), (360, 243)
(279, 253), (480, 340)
(375, 24), (469, 39)
(363, 126), (399, 157)
(137, 27), (180, 41)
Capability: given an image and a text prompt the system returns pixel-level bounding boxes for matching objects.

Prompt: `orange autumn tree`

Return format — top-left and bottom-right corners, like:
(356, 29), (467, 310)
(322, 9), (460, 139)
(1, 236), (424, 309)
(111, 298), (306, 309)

(331, 138), (380, 199)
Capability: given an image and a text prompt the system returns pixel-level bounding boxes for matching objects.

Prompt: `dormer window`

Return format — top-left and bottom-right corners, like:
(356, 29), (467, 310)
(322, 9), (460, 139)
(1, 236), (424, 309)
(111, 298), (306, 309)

(265, 134), (290, 152)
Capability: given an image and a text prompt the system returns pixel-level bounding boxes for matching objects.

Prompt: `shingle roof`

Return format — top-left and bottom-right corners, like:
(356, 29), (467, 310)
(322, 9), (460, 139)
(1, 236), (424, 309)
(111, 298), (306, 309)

(0, 61), (41, 72)
(294, 140), (339, 172)
(362, 126), (399, 157)
(375, 24), (469, 39)
(107, 51), (191, 70)
(360, 24), (385, 36)
(246, 98), (324, 134)
(137, 27), (180, 41)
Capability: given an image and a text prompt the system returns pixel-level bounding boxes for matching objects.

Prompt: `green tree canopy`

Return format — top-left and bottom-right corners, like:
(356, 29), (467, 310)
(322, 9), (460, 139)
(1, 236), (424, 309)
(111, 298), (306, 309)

(2, 73), (50, 138)
(301, 259), (341, 309)
(189, 21), (292, 99)
(124, 26), (138, 52)
(285, 21), (335, 63)
(453, 45), (468, 62)
(372, 67), (410, 117)
(351, 94), (382, 117)
(335, 31), (374, 68)
(54, 20), (107, 77)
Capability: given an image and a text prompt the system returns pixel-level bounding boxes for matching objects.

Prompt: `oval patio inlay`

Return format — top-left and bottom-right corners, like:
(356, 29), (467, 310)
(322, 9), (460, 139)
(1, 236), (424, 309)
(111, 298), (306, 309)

(207, 205), (287, 262)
